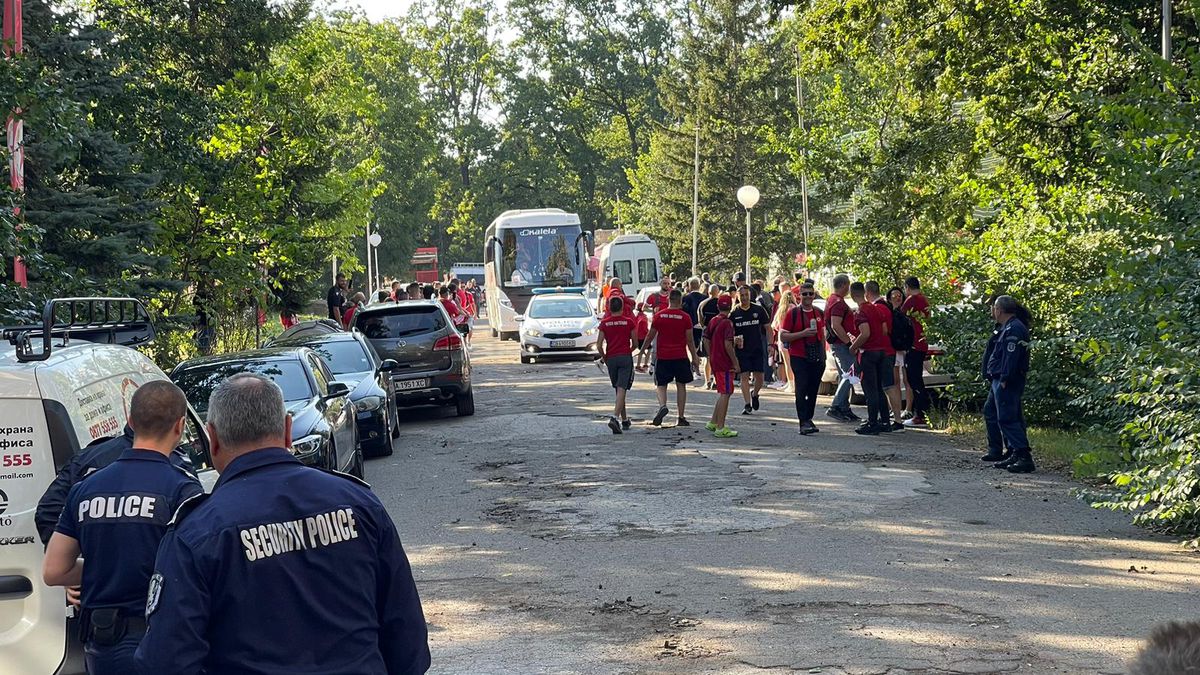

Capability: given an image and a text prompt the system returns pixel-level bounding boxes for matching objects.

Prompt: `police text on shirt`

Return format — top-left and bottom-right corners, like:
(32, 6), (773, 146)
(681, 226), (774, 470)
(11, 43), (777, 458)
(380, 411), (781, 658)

(240, 507), (360, 562)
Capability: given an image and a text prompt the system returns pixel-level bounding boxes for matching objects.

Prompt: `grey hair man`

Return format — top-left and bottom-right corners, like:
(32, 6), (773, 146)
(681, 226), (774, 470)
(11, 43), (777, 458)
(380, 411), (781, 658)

(135, 373), (430, 675)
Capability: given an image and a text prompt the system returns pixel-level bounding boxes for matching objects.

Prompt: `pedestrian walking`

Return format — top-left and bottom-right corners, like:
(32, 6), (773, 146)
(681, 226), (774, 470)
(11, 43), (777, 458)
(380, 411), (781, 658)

(770, 289), (796, 391)
(824, 274), (861, 423)
(681, 277), (707, 373)
(887, 286), (910, 416)
(639, 289), (700, 427)
(134, 374), (430, 674)
(703, 294), (740, 438)
(901, 276), (932, 427)
(984, 295), (1035, 473)
(597, 295), (636, 433)
(779, 282), (825, 435)
(697, 284), (722, 388)
(634, 303), (650, 370)
(730, 285), (771, 415)
(43, 382), (203, 675)
(848, 282), (887, 435)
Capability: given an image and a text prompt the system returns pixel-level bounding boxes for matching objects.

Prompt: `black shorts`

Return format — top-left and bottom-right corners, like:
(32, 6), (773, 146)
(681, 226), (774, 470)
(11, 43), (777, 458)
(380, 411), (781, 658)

(737, 351), (764, 374)
(606, 355), (635, 390)
(654, 358), (695, 386)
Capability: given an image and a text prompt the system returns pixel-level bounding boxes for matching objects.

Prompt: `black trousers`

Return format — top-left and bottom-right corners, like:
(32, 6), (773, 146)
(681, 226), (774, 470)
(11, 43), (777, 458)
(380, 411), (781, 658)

(859, 350), (886, 426)
(905, 350), (930, 417)
(790, 354), (824, 423)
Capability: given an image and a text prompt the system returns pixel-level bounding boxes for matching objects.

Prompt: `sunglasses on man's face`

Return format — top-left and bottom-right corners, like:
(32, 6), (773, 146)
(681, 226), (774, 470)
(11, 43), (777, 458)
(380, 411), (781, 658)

(801, 291), (814, 297)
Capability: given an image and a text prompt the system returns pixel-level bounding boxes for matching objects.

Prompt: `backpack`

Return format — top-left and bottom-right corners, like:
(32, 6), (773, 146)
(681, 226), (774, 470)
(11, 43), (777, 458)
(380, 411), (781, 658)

(889, 305), (915, 352)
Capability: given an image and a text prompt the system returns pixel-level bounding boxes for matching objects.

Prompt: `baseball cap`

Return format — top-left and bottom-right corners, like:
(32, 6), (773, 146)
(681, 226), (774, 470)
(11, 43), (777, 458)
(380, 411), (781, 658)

(732, 271), (746, 283)
(717, 294), (733, 310)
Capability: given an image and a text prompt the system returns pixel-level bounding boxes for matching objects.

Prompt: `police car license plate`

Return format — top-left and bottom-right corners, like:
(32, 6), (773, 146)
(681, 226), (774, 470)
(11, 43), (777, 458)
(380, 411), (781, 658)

(396, 378), (429, 391)
(550, 339), (575, 348)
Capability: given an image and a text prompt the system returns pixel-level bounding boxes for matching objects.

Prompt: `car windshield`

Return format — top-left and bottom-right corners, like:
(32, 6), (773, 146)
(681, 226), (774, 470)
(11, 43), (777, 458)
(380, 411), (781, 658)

(356, 307), (445, 339)
(528, 297), (592, 319)
(174, 360), (313, 414)
(306, 340), (373, 375)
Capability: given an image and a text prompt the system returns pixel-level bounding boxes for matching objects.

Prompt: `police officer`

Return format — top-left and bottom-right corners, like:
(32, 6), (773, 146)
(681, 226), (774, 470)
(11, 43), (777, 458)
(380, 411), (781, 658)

(984, 295), (1035, 473)
(36, 422), (195, 546)
(42, 381), (203, 675)
(135, 374), (431, 675)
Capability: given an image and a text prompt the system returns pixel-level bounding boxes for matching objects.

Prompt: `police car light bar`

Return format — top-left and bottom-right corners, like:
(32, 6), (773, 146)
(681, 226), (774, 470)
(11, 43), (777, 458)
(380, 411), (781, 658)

(1, 297), (156, 363)
(531, 287), (586, 295)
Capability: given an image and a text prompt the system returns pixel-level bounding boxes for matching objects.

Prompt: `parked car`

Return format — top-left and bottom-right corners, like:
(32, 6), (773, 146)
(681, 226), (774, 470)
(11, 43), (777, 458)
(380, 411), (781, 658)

(517, 291), (600, 364)
(268, 331), (400, 457)
(171, 347), (363, 477)
(353, 300), (475, 417)
(274, 318), (343, 342)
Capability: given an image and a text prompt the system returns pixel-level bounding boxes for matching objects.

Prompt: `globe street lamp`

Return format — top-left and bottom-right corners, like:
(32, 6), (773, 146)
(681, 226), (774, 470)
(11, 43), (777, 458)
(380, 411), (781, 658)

(368, 231), (382, 293)
(737, 185), (760, 280)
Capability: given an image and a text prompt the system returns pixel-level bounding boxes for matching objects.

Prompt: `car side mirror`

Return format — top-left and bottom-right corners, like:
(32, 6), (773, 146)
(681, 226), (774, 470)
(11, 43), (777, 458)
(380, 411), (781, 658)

(379, 359), (398, 372)
(325, 381), (350, 398)
(515, 315), (525, 322)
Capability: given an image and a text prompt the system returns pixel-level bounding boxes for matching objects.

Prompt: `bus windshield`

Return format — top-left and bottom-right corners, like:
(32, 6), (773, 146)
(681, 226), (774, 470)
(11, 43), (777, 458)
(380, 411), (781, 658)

(502, 225), (583, 288)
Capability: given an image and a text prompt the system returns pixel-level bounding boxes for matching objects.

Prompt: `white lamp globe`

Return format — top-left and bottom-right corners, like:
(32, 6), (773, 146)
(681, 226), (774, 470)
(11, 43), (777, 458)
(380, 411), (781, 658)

(737, 185), (760, 210)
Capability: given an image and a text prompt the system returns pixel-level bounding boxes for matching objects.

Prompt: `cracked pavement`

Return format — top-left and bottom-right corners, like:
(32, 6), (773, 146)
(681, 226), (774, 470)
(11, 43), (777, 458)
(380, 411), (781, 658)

(368, 333), (1198, 674)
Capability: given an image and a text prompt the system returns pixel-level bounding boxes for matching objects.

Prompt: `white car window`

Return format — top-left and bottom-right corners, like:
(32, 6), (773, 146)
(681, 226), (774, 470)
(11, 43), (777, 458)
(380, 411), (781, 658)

(528, 298), (592, 319)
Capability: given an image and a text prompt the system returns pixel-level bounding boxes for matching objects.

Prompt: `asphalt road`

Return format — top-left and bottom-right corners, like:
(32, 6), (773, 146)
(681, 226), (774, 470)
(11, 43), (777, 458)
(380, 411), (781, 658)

(367, 331), (1197, 674)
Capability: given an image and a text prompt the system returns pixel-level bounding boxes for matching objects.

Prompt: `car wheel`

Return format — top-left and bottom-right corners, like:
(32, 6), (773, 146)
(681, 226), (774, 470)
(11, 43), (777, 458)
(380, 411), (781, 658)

(455, 388), (476, 417)
(520, 354), (532, 364)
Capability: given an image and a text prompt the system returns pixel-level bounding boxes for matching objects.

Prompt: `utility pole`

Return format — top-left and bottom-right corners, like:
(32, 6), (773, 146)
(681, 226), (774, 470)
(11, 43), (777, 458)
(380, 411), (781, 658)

(3, 0), (27, 287)
(1162, 0), (1172, 61)
(691, 121), (700, 276)
(795, 47), (810, 264)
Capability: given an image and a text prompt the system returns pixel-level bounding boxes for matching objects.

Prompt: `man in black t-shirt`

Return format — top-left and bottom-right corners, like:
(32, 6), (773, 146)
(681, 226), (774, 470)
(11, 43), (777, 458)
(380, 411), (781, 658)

(730, 285), (771, 416)
(327, 273), (349, 321)
(680, 277), (707, 352)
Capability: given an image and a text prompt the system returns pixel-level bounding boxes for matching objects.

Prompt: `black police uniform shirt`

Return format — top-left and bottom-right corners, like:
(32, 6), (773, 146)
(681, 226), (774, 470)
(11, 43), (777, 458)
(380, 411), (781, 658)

(986, 317), (1031, 383)
(36, 425), (196, 545)
(729, 303), (771, 355)
(135, 447), (431, 675)
(54, 448), (203, 614)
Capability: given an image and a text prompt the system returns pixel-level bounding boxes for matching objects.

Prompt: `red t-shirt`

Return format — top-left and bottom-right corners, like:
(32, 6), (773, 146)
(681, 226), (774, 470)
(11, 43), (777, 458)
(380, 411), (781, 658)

(602, 291), (634, 318)
(652, 308), (693, 360)
(645, 291), (670, 314)
(859, 302), (889, 353)
(823, 293), (853, 345)
(635, 313), (649, 339)
(704, 315), (735, 372)
(902, 293), (930, 352)
(342, 305), (358, 329)
(872, 299), (896, 355)
(598, 315), (636, 358)
(440, 299), (462, 321)
(780, 305), (825, 358)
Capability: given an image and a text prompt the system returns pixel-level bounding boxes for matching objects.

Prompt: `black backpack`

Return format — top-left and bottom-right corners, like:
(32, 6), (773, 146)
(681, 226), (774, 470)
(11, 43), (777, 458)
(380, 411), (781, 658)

(889, 305), (915, 352)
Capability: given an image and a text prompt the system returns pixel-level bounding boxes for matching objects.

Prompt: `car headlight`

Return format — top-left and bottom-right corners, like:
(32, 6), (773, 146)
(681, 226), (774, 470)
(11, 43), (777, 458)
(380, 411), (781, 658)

(291, 434), (323, 457)
(525, 327), (542, 338)
(583, 327), (598, 336)
(355, 395), (384, 412)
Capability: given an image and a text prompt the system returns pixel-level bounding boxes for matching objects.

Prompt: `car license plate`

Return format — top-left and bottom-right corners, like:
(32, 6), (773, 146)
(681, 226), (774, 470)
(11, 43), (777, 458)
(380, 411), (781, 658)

(395, 378), (429, 391)
(550, 339), (575, 348)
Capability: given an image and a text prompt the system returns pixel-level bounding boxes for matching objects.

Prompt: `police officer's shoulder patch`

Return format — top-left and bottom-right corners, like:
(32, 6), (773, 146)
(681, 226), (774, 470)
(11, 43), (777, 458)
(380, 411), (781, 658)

(168, 492), (209, 527)
(1007, 341), (1016, 352)
(146, 573), (163, 617)
(323, 468), (371, 490)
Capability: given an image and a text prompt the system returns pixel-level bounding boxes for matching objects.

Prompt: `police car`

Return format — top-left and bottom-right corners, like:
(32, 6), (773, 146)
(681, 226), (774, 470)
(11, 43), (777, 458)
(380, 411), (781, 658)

(516, 289), (600, 364)
(0, 298), (213, 675)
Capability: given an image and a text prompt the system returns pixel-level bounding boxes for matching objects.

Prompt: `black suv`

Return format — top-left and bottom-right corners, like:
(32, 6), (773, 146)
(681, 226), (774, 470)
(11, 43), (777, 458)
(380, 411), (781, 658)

(354, 300), (475, 417)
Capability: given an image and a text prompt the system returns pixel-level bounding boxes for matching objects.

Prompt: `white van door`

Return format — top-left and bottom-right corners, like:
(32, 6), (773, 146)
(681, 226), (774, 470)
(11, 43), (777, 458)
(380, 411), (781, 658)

(0, 401), (68, 675)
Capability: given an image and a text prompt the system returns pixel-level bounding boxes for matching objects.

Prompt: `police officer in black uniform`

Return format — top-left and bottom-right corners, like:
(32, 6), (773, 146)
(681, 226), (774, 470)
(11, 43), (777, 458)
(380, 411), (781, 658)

(135, 373), (430, 675)
(42, 381), (203, 675)
(983, 295), (1035, 473)
(36, 422), (195, 546)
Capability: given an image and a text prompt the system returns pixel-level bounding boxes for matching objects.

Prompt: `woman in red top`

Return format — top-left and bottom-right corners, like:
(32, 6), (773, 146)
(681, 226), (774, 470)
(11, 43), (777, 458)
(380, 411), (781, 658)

(779, 282), (826, 434)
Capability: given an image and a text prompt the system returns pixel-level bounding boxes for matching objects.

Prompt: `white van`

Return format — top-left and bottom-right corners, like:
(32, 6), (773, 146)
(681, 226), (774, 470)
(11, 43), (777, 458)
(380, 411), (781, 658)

(0, 298), (212, 675)
(598, 234), (663, 302)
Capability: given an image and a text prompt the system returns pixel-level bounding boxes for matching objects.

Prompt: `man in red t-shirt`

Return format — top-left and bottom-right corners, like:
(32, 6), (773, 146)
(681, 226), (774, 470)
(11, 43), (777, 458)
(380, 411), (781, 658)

(848, 282), (887, 435)
(639, 289), (699, 427)
(702, 294), (740, 437)
(901, 276), (932, 427)
(597, 295), (637, 434)
(823, 274), (860, 422)
(866, 281), (904, 430)
(644, 277), (671, 314)
(779, 281), (825, 434)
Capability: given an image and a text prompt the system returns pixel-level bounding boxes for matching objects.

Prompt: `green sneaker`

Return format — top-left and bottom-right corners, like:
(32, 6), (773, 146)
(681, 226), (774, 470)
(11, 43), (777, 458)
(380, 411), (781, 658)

(714, 427), (739, 438)
(705, 421), (718, 432)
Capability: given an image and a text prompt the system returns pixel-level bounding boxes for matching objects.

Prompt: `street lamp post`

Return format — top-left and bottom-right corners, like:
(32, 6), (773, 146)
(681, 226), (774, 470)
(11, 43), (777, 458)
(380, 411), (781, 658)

(368, 231), (382, 294)
(736, 185), (760, 281)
